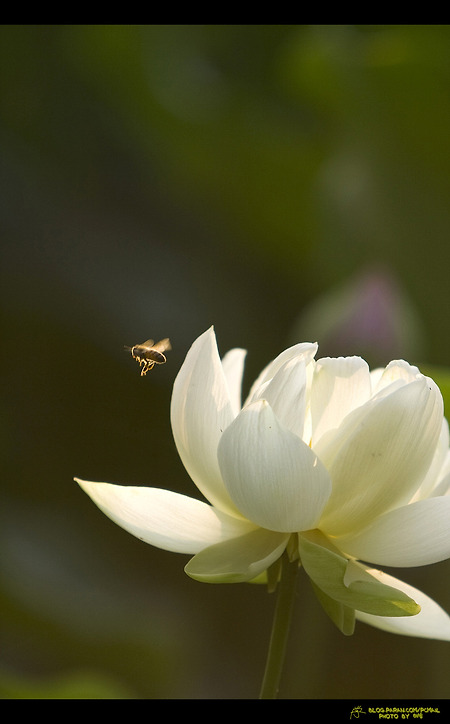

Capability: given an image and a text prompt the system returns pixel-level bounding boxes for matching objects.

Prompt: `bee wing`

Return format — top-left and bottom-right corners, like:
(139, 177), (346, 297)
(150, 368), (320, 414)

(153, 338), (171, 352)
(140, 339), (155, 348)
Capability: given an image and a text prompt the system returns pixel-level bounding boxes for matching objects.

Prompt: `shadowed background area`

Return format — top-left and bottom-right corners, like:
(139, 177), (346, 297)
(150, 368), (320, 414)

(1, 24), (450, 699)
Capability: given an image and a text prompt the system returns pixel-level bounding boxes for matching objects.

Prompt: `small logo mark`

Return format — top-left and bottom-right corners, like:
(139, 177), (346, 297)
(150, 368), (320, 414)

(350, 706), (366, 720)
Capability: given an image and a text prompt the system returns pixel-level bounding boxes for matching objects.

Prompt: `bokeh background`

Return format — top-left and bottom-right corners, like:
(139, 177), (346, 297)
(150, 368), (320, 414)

(1, 24), (450, 700)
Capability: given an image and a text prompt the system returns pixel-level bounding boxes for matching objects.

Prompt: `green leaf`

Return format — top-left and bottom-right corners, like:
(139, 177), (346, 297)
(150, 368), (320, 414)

(298, 531), (420, 617)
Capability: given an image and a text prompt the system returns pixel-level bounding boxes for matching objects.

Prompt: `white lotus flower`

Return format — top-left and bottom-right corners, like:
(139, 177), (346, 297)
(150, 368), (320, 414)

(77, 327), (450, 639)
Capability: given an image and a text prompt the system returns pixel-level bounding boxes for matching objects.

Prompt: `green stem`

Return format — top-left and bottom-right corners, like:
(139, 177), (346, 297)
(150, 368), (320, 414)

(259, 550), (299, 699)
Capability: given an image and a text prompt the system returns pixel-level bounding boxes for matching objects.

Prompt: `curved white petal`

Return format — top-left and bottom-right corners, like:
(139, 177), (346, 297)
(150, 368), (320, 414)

(245, 342), (318, 406)
(410, 418), (450, 502)
(221, 347), (247, 417)
(170, 327), (242, 517)
(434, 467), (450, 497)
(435, 436), (450, 496)
(319, 376), (444, 536)
(334, 496), (450, 567)
(250, 356), (308, 439)
(76, 479), (256, 554)
(372, 359), (422, 394)
(217, 400), (331, 532)
(311, 356), (371, 446)
(355, 568), (450, 641)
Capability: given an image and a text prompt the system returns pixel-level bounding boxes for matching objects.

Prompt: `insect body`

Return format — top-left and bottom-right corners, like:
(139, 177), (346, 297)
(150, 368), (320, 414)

(125, 338), (171, 376)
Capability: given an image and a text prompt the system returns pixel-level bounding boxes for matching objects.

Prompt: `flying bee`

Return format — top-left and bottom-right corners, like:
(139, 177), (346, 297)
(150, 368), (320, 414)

(124, 338), (171, 376)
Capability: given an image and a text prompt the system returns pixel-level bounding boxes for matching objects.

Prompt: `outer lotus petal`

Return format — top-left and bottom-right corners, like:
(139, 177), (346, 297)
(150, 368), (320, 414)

(311, 356), (371, 447)
(310, 581), (356, 635)
(184, 528), (289, 583)
(318, 377), (444, 536)
(334, 496), (450, 567)
(76, 479), (256, 554)
(245, 342), (318, 406)
(221, 347), (247, 417)
(355, 568), (450, 641)
(170, 327), (242, 518)
(298, 532), (420, 618)
(218, 400), (331, 532)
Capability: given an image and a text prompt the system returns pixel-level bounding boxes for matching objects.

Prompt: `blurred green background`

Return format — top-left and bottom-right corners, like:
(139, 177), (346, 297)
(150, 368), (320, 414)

(1, 24), (450, 699)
